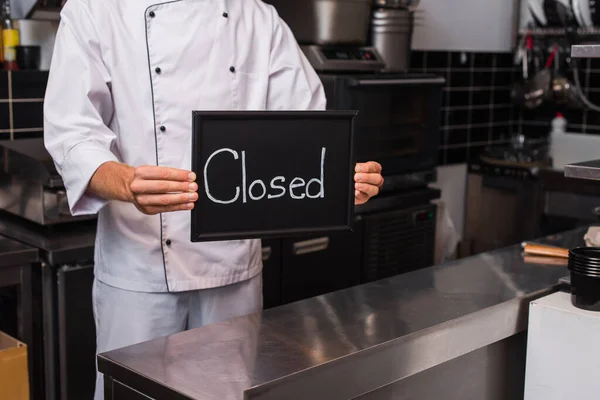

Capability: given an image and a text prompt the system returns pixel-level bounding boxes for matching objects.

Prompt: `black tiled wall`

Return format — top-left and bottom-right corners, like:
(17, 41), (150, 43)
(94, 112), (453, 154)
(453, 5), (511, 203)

(411, 51), (518, 165)
(0, 71), (47, 141)
(5, 55), (571, 166)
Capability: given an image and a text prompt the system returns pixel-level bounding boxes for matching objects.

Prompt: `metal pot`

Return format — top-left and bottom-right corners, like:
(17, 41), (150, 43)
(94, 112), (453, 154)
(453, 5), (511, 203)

(370, 8), (414, 71)
(266, 0), (373, 45)
(373, 0), (420, 9)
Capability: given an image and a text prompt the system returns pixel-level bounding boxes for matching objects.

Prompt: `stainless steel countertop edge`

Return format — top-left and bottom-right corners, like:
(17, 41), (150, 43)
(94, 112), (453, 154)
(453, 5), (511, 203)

(243, 285), (559, 400)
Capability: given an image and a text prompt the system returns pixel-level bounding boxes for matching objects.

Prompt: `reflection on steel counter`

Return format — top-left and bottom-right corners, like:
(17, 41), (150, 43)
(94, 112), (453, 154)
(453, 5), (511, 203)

(0, 138), (96, 225)
(98, 228), (585, 400)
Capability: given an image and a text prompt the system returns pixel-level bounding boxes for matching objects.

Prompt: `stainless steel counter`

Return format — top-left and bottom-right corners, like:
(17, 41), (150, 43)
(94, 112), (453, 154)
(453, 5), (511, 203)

(0, 210), (96, 265)
(0, 235), (38, 268)
(98, 229), (582, 400)
(564, 160), (600, 182)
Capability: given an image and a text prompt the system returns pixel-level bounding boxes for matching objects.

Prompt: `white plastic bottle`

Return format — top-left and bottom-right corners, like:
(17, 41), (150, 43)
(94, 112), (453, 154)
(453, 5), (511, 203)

(549, 112), (567, 170)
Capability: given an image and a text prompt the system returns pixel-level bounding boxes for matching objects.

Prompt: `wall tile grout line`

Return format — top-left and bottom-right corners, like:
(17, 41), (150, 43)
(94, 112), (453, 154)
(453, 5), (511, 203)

(0, 127), (43, 134)
(466, 53), (475, 161)
(443, 52), (451, 164)
(0, 98), (44, 103)
(8, 72), (13, 141)
(488, 54), (497, 145)
(442, 104), (513, 112)
(442, 85), (512, 92)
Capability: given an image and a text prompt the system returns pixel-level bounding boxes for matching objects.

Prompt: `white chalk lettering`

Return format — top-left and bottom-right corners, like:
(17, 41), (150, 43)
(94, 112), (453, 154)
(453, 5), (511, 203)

(203, 147), (327, 204)
(203, 148), (241, 204)
(242, 150), (247, 203)
(268, 177), (286, 199)
(289, 178), (306, 199)
(249, 180), (267, 200)
(306, 147), (325, 199)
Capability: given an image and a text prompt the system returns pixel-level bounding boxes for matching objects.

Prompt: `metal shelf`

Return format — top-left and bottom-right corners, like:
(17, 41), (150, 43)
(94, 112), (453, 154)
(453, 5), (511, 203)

(571, 44), (600, 58)
(519, 27), (600, 37)
(564, 160), (600, 180)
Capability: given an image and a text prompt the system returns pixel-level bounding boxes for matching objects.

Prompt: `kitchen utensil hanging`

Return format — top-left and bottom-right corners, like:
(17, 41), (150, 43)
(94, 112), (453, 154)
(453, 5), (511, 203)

(530, 0), (548, 26)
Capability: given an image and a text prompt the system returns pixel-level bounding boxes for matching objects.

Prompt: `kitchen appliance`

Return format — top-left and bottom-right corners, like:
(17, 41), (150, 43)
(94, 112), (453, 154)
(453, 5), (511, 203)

(0, 139), (94, 225)
(318, 70), (444, 177)
(373, 0), (420, 9)
(361, 199), (437, 282)
(462, 141), (548, 257)
(370, 8), (414, 71)
(268, 0), (442, 180)
(265, 0), (373, 45)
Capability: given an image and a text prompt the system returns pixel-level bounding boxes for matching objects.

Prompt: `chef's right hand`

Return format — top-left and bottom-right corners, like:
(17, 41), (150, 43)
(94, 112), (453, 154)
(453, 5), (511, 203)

(129, 166), (198, 215)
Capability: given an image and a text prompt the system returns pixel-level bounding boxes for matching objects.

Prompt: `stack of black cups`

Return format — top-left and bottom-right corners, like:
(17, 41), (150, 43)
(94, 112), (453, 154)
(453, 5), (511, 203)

(568, 247), (600, 311)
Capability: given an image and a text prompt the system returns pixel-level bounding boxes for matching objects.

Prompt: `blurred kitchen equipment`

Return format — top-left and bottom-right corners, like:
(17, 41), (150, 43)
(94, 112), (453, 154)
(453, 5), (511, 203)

(543, 0), (565, 26)
(543, 0), (578, 26)
(591, 0), (600, 25)
(15, 45), (40, 70)
(578, 0), (594, 26)
(13, 19), (58, 70)
(265, 0), (372, 44)
(0, 139), (95, 225)
(513, 41), (556, 109)
(2, 0), (19, 71)
(568, 247), (600, 311)
(370, 8), (413, 71)
(373, 0), (419, 10)
(462, 138), (549, 257)
(551, 48), (582, 107)
(525, 45), (556, 108)
(9, 0), (64, 20)
(511, 37), (530, 107)
(529, 0), (548, 26)
(522, 242), (569, 258)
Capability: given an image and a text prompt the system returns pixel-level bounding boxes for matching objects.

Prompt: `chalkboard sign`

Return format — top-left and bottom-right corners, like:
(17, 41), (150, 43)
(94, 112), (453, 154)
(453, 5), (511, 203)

(190, 111), (357, 242)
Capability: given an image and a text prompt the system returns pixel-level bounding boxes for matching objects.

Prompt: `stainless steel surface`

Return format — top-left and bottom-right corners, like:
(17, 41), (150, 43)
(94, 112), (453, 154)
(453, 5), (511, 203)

(292, 236), (330, 255)
(0, 235), (38, 268)
(0, 210), (96, 265)
(0, 139), (94, 225)
(347, 77), (445, 86)
(565, 159), (600, 180)
(353, 333), (527, 400)
(98, 228), (584, 400)
(571, 44), (600, 58)
(300, 45), (386, 72)
(261, 246), (271, 262)
(370, 8), (413, 71)
(266, 0), (372, 45)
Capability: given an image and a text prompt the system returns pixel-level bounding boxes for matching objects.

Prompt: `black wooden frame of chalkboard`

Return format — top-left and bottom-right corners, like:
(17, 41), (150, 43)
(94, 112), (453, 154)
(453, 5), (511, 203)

(190, 110), (358, 242)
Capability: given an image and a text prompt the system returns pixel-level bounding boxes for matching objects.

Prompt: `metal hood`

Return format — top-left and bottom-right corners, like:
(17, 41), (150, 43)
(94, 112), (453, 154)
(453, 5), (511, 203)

(10, 0), (63, 20)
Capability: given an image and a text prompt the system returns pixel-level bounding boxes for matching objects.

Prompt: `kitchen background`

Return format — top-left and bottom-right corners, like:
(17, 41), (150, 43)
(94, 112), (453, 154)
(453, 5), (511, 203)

(2, 0), (599, 243)
(3, 0), (600, 399)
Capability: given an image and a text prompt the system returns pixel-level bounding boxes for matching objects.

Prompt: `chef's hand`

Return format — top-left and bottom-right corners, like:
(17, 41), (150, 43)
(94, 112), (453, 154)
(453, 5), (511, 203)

(129, 166), (198, 215)
(354, 162), (383, 205)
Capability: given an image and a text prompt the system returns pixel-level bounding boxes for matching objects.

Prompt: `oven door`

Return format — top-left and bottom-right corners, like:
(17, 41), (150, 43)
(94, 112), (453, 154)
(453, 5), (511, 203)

(326, 75), (444, 175)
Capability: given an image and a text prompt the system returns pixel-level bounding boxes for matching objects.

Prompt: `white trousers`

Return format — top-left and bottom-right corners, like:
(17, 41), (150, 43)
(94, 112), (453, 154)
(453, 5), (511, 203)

(92, 273), (263, 400)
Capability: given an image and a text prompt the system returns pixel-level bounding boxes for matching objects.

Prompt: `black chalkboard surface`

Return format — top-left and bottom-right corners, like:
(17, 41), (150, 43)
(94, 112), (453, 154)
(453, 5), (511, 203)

(190, 111), (357, 242)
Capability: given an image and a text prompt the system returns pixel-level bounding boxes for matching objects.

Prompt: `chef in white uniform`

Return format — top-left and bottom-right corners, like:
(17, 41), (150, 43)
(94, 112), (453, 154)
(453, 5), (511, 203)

(44, 0), (383, 398)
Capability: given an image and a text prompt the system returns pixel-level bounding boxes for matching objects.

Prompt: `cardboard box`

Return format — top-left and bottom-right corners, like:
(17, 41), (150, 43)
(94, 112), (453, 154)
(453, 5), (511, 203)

(0, 331), (29, 400)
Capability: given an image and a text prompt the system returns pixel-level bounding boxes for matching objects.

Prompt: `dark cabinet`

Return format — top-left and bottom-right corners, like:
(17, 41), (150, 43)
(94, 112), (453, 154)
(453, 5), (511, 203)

(261, 239), (282, 310)
(42, 264), (97, 400)
(280, 217), (363, 304)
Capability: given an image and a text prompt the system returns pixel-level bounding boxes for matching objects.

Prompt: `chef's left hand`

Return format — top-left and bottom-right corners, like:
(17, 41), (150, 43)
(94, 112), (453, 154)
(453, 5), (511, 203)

(354, 162), (383, 205)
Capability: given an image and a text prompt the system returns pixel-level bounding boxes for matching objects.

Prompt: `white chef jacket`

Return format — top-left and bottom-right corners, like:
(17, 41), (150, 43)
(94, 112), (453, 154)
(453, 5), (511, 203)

(43, 0), (326, 292)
